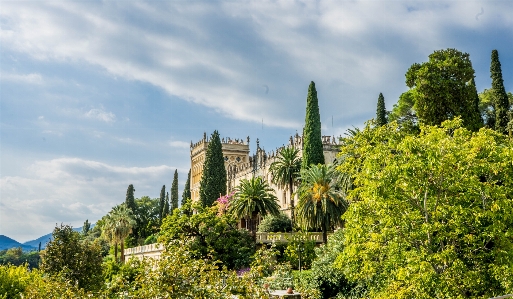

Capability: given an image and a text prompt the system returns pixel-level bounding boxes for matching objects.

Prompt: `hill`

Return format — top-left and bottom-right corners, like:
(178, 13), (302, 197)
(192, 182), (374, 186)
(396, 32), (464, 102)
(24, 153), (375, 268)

(23, 225), (93, 250)
(0, 235), (37, 251)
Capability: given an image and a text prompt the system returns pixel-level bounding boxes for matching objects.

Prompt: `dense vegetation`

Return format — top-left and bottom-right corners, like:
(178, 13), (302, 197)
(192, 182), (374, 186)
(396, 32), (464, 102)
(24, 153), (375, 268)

(2, 48), (512, 298)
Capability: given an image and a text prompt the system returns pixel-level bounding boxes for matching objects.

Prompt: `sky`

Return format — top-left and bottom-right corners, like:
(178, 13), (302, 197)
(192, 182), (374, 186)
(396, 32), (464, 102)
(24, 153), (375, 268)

(1, 0), (512, 242)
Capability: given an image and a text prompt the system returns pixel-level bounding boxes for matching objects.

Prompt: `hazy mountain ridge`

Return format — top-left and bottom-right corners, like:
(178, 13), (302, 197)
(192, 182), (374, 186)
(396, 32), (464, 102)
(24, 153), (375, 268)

(2, 225), (91, 251)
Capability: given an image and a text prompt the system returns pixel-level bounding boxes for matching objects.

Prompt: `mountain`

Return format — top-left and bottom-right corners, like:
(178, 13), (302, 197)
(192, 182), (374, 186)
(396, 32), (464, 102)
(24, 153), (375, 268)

(0, 235), (37, 251)
(23, 225), (94, 250)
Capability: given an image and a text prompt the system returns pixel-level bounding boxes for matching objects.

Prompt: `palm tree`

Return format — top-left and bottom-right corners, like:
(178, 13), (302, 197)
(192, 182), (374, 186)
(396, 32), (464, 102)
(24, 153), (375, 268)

(230, 176), (280, 232)
(269, 146), (301, 226)
(296, 164), (348, 243)
(102, 203), (136, 263)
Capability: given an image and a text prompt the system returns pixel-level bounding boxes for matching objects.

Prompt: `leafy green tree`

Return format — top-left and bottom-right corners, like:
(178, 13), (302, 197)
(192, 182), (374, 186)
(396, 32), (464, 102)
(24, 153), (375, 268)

(296, 164), (347, 243)
(182, 169), (191, 206)
(230, 176), (280, 231)
(337, 118), (513, 298)
(199, 130), (227, 207)
(102, 204), (136, 263)
(406, 48), (483, 131)
(258, 213), (292, 233)
(125, 184), (136, 213)
(163, 192), (170, 217)
(40, 224), (103, 291)
(158, 185), (166, 222)
(302, 81), (324, 169)
(491, 49), (511, 134)
(270, 146), (301, 226)
(81, 219), (91, 236)
(171, 169), (179, 211)
(388, 90), (419, 134)
(376, 92), (387, 126)
(160, 201), (255, 270)
(0, 248), (40, 269)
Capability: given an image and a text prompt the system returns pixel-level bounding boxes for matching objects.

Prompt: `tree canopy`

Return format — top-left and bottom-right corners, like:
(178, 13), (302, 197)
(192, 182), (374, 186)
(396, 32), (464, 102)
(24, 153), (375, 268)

(376, 93), (387, 127)
(302, 81), (324, 168)
(336, 118), (513, 298)
(182, 169), (191, 206)
(199, 130), (227, 207)
(405, 48), (483, 131)
(171, 169), (179, 211)
(491, 49), (511, 134)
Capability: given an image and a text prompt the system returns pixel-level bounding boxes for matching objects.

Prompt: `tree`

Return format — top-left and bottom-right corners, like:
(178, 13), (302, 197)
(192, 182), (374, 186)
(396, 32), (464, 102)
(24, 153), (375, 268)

(163, 192), (170, 217)
(81, 219), (91, 236)
(158, 185), (166, 223)
(270, 146), (301, 226)
(182, 169), (191, 206)
(376, 92), (387, 126)
(125, 184), (136, 213)
(199, 130), (227, 207)
(336, 118), (513, 298)
(159, 201), (255, 270)
(230, 176), (281, 232)
(40, 224), (103, 291)
(102, 204), (136, 263)
(491, 49), (511, 134)
(133, 196), (160, 244)
(296, 164), (347, 244)
(171, 169), (179, 211)
(405, 48), (483, 131)
(257, 213), (292, 233)
(302, 81), (324, 169)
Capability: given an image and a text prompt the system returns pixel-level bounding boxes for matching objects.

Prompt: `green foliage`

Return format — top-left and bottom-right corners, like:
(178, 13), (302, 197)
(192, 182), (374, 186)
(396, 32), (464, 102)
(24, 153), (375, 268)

(164, 192), (170, 217)
(258, 213), (292, 233)
(0, 264), (35, 299)
(0, 248), (39, 269)
(182, 169), (192, 206)
(388, 90), (420, 134)
(251, 245), (279, 278)
(296, 164), (348, 243)
(491, 49), (511, 134)
(40, 224), (103, 292)
(268, 263), (295, 290)
(81, 219), (91, 236)
(200, 130), (227, 207)
(479, 88), (497, 129)
(283, 232), (317, 270)
(133, 196), (160, 244)
(125, 184), (136, 213)
(143, 234), (157, 245)
(159, 200), (255, 270)
(102, 203), (136, 263)
(406, 48), (483, 131)
(230, 176), (280, 231)
(337, 118), (513, 298)
(376, 92), (387, 127)
(171, 169), (179, 211)
(158, 185), (166, 222)
(302, 81), (325, 169)
(270, 146), (302, 225)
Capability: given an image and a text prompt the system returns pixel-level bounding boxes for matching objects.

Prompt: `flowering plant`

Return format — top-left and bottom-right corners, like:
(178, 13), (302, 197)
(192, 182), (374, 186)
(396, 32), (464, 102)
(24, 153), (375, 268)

(216, 191), (235, 216)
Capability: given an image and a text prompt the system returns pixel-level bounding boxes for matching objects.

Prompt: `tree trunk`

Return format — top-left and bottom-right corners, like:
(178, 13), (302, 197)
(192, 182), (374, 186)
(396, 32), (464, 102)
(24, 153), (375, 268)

(121, 241), (125, 263)
(114, 243), (118, 263)
(289, 177), (295, 229)
(322, 219), (328, 244)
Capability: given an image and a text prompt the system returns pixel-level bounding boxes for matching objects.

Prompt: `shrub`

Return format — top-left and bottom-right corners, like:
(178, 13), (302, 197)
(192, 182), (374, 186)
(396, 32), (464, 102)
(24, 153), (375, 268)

(258, 213), (293, 233)
(0, 264), (35, 299)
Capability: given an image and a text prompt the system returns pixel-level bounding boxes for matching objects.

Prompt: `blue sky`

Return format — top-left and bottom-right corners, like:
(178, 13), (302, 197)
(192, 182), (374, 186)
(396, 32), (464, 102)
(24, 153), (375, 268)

(1, 0), (512, 242)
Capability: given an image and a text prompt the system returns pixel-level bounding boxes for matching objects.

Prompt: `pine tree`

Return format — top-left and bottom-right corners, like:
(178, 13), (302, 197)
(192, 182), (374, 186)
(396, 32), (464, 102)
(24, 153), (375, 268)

(376, 93), (387, 126)
(125, 184), (136, 213)
(491, 50), (510, 134)
(164, 192), (170, 217)
(182, 169), (191, 206)
(171, 169), (179, 211)
(159, 185), (166, 222)
(199, 130), (227, 207)
(301, 81), (324, 169)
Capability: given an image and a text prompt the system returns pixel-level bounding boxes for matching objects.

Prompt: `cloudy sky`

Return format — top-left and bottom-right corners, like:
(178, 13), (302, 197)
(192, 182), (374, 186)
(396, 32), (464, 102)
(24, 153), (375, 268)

(1, 0), (512, 242)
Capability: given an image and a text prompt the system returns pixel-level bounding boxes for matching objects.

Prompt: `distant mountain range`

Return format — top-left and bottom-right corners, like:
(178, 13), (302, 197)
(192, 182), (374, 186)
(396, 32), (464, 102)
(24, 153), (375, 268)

(1, 225), (92, 251)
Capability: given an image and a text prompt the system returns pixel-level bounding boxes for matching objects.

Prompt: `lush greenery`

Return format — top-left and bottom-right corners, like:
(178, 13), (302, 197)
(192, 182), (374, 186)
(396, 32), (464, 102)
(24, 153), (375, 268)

(302, 81), (325, 168)
(258, 213), (293, 233)
(0, 248), (39, 269)
(405, 48), (483, 131)
(171, 169), (179, 210)
(491, 49), (511, 134)
(337, 118), (513, 298)
(376, 92), (387, 127)
(182, 169), (191, 206)
(159, 200), (255, 270)
(270, 146), (302, 226)
(200, 130), (227, 206)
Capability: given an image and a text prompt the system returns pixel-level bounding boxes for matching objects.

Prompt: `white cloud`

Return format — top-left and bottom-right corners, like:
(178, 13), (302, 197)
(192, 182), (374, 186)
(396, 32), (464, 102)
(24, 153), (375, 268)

(0, 73), (43, 84)
(0, 157), (183, 242)
(84, 108), (116, 123)
(168, 140), (190, 149)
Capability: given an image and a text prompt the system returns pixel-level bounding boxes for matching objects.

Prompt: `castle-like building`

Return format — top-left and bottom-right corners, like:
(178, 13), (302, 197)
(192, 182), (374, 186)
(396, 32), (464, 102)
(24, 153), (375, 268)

(190, 132), (341, 213)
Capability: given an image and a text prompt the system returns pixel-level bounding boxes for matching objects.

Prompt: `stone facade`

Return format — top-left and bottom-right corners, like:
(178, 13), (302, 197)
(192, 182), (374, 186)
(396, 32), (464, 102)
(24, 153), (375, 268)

(190, 133), (340, 214)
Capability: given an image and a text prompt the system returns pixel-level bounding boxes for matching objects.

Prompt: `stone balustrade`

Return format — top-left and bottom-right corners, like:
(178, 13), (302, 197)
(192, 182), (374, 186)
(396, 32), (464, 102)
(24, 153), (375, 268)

(124, 243), (163, 261)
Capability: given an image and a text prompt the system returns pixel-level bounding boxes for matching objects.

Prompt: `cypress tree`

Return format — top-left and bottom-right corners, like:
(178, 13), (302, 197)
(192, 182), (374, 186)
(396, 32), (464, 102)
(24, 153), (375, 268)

(491, 50), (510, 134)
(159, 185), (166, 222)
(199, 130), (227, 206)
(163, 192), (170, 217)
(376, 93), (387, 126)
(171, 169), (179, 211)
(301, 81), (324, 169)
(125, 184), (136, 213)
(182, 169), (191, 206)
